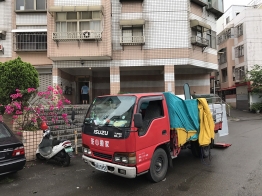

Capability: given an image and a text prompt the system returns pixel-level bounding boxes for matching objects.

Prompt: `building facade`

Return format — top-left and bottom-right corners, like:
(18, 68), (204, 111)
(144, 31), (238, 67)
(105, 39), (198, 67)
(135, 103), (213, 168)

(0, 0), (223, 104)
(217, 4), (262, 110)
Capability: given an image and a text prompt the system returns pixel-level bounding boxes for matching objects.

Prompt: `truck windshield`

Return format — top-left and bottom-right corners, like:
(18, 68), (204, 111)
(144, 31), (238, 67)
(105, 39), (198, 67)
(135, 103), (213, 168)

(86, 96), (136, 128)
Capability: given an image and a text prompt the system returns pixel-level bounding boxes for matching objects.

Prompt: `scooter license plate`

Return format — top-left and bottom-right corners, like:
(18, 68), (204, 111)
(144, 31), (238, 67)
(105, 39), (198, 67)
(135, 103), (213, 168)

(95, 163), (107, 172)
(65, 147), (73, 153)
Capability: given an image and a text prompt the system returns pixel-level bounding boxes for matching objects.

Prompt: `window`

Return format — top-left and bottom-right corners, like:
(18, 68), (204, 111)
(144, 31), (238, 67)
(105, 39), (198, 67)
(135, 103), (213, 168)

(232, 66), (235, 81)
(16, 0), (46, 11)
(55, 11), (101, 33)
(0, 124), (11, 139)
(121, 26), (144, 44)
(138, 99), (163, 136)
(206, 30), (216, 49)
(235, 45), (244, 58)
(191, 26), (208, 46)
(221, 68), (227, 83)
(226, 17), (230, 24)
(236, 24), (243, 37)
(218, 48), (227, 64)
(225, 28), (231, 39)
(14, 32), (47, 51)
(235, 66), (245, 81)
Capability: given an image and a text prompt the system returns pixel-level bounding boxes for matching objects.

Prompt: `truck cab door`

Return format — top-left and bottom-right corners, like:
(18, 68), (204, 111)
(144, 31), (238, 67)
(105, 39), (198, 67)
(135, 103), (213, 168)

(135, 96), (170, 149)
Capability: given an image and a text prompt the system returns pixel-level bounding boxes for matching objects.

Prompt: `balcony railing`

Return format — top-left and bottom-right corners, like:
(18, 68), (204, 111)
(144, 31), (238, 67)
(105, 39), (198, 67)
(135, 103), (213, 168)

(190, 0), (208, 7)
(191, 36), (209, 47)
(120, 36), (145, 45)
(52, 31), (102, 42)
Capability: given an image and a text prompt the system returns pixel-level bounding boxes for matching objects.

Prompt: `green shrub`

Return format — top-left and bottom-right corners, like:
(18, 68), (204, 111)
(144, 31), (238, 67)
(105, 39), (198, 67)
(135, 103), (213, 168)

(250, 102), (262, 112)
(0, 57), (39, 112)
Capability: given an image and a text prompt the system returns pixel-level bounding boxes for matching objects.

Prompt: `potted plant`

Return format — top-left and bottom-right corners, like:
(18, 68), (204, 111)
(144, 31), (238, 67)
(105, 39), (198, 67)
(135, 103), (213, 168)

(0, 85), (71, 161)
(250, 102), (261, 114)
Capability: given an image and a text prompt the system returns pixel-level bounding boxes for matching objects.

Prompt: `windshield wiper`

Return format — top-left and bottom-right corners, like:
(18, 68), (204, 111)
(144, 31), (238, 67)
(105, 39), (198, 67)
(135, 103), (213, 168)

(101, 124), (123, 131)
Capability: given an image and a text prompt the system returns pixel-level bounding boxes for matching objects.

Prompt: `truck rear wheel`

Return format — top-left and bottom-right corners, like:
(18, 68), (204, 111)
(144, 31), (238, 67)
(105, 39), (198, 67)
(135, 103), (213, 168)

(147, 148), (168, 182)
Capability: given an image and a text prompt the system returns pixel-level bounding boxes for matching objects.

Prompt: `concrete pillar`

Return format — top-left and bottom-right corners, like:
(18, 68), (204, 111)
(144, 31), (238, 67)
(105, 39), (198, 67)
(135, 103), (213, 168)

(52, 66), (59, 86)
(110, 66), (120, 95)
(164, 65), (175, 93)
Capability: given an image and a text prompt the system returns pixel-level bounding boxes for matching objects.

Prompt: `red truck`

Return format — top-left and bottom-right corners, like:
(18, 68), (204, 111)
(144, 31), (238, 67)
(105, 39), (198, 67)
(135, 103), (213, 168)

(82, 92), (222, 182)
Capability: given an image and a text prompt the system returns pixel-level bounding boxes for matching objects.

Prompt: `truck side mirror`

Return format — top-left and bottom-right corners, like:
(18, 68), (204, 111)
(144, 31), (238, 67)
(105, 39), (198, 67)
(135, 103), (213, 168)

(134, 113), (143, 128)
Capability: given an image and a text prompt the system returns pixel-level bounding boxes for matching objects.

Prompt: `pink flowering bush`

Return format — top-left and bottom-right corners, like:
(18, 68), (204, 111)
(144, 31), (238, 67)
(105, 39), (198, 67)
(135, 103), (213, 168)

(1, 85), (71, 131)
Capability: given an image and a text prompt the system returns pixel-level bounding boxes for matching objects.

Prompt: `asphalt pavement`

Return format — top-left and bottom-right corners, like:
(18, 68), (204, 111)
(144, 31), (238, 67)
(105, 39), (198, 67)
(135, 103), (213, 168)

(1, 108), (262, 196)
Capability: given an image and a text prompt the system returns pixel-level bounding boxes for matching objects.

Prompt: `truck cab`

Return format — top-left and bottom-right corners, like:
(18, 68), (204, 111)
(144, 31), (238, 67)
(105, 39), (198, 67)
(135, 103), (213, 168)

(82, 93), (171, 182)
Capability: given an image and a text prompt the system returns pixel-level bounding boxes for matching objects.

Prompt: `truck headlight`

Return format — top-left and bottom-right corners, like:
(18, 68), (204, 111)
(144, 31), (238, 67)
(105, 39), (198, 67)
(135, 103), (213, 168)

(114, 152), (136, 164)
(83, 146), (92, 156)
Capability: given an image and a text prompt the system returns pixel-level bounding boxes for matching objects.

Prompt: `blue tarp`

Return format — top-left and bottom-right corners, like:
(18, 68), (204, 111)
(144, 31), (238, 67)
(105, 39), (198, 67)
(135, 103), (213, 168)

(163, 92), (200, 141)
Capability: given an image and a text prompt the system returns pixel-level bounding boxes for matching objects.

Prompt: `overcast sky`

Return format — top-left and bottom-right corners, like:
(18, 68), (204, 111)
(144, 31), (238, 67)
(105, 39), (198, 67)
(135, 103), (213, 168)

(224, 0), (254, 11)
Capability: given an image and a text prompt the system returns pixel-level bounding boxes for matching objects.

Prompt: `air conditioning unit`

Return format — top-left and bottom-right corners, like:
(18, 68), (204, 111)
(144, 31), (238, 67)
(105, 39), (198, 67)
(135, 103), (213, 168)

(0, 44), (4, 54)
(82, 30), (95, 39)
(0, 30), (6, 40)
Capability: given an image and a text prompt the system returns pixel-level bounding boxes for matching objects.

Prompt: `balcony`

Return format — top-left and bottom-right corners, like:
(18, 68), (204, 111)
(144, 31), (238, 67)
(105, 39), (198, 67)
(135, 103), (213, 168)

(206, 0), (224, 18)
(190, 0), (208, 7)
(52, 31), (102, 42)
(120, 36), (145, 46)
(191, 36), (209, 47)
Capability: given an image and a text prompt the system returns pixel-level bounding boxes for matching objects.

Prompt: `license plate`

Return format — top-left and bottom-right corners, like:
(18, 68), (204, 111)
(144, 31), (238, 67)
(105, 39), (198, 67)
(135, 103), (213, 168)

(95, 163), (107, 172)
(65, 147), (73, 153)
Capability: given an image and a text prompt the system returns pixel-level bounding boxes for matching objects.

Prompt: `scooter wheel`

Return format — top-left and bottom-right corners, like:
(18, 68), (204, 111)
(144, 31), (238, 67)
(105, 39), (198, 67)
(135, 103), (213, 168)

(61, 153), (70, 167)
(36, 153), (45, 160)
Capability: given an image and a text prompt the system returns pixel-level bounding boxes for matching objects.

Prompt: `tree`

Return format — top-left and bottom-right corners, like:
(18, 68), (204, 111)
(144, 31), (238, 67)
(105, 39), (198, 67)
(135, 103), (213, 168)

(0, 57), (39, 113)
(246, 64), (262, 97)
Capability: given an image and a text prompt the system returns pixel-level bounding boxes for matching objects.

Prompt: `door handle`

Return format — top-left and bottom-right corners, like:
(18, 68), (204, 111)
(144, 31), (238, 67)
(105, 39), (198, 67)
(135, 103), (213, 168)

(162, 130), (167, 135)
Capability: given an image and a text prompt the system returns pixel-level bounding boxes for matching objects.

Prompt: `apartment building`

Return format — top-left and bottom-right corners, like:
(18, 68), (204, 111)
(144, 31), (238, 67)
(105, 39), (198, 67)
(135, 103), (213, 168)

(216, 4), (262, 110)
(1, 0), (223, 104)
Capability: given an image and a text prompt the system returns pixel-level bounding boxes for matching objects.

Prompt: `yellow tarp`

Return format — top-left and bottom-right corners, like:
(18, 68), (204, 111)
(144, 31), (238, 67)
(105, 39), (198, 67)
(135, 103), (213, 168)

(197, 98), (215, 146)
(176, 128), (197, 147)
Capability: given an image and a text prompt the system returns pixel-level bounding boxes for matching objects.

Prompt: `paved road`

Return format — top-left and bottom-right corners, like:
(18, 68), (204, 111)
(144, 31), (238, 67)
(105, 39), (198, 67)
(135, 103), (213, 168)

(1, 110), (262, 196)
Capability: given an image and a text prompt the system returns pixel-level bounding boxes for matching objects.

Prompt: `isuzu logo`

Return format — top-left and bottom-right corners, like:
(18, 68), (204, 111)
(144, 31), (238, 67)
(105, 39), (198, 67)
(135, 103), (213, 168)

(94, 130), (108, 136)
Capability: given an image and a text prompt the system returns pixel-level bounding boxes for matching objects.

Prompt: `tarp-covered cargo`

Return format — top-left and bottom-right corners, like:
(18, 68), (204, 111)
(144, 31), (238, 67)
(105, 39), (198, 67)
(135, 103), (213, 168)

(163, 92), (214, 147)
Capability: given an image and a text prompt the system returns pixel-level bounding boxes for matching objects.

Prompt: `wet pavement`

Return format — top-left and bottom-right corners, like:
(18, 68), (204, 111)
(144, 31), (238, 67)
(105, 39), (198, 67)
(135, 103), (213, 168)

(1, 109), (262, 196)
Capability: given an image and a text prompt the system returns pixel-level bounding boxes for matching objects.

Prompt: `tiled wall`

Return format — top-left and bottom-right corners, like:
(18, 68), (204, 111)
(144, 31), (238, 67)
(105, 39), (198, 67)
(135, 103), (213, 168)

(0, 0), (12, 58)
(120, 69), (164, 93)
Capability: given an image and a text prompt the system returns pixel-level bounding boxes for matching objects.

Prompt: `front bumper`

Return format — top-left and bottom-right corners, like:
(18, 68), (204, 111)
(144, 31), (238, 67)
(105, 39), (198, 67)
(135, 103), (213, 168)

(82, 155), (136, 178)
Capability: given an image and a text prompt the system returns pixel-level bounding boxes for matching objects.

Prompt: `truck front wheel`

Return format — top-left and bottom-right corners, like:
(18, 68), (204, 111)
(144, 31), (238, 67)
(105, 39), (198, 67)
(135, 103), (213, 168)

(147, 148), (168, 182)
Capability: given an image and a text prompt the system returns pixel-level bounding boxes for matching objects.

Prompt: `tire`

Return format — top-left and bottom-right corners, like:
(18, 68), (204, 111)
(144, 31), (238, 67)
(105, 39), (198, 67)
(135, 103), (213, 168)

(191, 141), (210, 158)
(36, 153), (45, 160)
(147, 148), (168, 183)
(61, 153), (70, 167)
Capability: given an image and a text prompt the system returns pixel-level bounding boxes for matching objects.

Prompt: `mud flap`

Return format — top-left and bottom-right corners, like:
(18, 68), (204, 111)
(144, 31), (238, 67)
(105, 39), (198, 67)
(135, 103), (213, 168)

(164, 143), (173, 168)
(213, 143), (232, 148)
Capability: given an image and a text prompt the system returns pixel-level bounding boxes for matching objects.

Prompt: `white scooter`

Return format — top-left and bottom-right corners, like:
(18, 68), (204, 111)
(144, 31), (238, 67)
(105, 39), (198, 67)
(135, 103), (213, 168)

(36, 121), (74, 167)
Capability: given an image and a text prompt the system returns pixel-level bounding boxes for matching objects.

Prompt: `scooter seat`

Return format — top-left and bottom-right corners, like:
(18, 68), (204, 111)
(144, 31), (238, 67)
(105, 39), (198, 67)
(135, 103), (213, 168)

(52, 139), (61, 147)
